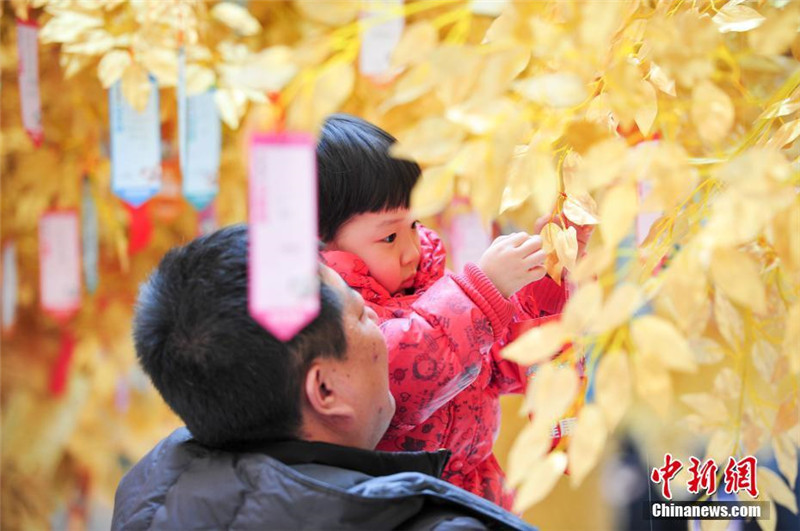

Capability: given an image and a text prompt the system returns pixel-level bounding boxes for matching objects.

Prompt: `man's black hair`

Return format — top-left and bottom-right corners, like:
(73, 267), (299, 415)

(317, 114), (421, 242)
(133, 224), (347, 448)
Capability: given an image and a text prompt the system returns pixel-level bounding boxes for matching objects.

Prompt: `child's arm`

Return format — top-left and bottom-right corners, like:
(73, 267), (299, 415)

(381, 263), (514, 431)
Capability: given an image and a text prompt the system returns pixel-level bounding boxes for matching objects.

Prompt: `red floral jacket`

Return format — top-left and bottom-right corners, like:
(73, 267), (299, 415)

(322, 225), (567, 510)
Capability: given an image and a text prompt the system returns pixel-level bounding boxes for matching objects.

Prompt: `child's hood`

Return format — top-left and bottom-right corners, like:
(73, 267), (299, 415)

(321, 224), (447, 305)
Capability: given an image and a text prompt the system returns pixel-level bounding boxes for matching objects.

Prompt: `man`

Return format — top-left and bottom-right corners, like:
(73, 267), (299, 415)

(112, 225), (534, 530)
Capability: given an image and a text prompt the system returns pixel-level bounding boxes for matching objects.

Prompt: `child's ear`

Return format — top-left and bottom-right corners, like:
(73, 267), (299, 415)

(304, 361), (355, 419)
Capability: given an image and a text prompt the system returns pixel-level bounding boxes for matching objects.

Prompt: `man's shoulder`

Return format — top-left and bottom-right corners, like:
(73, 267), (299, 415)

(112, 430), (534, 530)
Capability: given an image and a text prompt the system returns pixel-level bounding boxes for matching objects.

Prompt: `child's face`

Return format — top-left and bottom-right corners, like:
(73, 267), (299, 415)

(328, 208), (421, 295)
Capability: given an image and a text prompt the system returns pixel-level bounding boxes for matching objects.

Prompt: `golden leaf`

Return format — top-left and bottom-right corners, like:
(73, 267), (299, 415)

(39, 11), (103, 44)
(293, 0), (359, 26)
(214, 88), (248, 129)
(709, 247), (767, 315)
(186, 65), (216, 95)
(756, 500), (777, 531)
(689, 337), (725, 365)
(757, 99), (800, 121)
(210, 2), (261, 36)
(501, 144), (559, 216)
(784, 304), (800, 374)
(572, 138), (628, 191)
(121, 63), (152, 112)
(563, 193), (599, 226)
(752, 340), (780, 384)
(680, 393), (728, 422)
(61, 29), (115, 55)
(691, 80), (735, 144)
(98, 50), (132, 88)
(705, 429), (736, 465)
(773, 434), (798, 489)
(631, 315), (698, 373)
(634, 80), (658, 137)
(594, 283), (643, 334)
(391, 21), (438, 68)
(712, 4), (766, 33)
(554, 226), (578, 272)
(381, 61), (436, 111)
(563, 281), (603, 333)
(758, 468), (798, 514)
(310, 61), (355, 130)
(525, 363), (579, 424)
(540, 222), (560, 255)
(502, 321), (566, 366)
(748, 5), (800, 55)
(512, 452), (568, 513)
(430, 46), (482, 107)
(544, 251), (564, 283)
(713, 367), (742, 401)
(632, 351), (673, 418)
(568, 404), (608, 488)
(392, 117), (465, 166)
(595, 350), (632, 430)
(139, 48), (178, 87)
(507, 420), (554, 487)
(766, 119), (800, 149)
(773, 398), (799, 435)
(471, 48), (530, 103)
(221, 47), (298, 93)
(598, 183), (637, 250)
(512, 72), (587, 108)
(648, 62), (676, 97)
(714, 290), (745, 349)
(410, 166), (454, 218)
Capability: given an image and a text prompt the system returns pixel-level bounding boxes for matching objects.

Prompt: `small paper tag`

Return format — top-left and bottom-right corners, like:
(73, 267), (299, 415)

(183, 91), (221, 210)
(81, 179), (99, 294)
(359, 0), (404, 79)
(16, 19), (43, 146)
(39, 210), (82, 320)
(109, 78), (162, 207)
(636, 180), (662, 246)
(248, 133), (319, 341)
(450, 210), (491, 273)
(2, 241), (18, 333)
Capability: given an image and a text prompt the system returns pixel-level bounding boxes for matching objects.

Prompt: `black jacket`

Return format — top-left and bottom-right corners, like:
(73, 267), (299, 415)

(112, 428), (535, 530)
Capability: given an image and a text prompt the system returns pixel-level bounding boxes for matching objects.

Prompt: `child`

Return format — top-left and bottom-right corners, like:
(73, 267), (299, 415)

(317, 114), (576, 510)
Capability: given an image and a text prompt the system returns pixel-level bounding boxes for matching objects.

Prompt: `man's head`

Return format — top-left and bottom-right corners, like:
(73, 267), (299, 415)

(317, 114), (422, 295)
(134, 225), (394, 450)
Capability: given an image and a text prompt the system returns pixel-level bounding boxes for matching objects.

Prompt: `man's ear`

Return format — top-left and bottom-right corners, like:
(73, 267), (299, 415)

(304, 360), (355, 419)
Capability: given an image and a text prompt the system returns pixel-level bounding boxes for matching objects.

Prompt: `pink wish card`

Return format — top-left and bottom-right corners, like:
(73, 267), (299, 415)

(248, 133), (319, 341)
(39, 210), (82, 321)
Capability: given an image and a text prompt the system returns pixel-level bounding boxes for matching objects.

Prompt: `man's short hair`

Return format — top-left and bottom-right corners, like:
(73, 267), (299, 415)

(133, 225), (347, 448)
(317, 114), (421, 242)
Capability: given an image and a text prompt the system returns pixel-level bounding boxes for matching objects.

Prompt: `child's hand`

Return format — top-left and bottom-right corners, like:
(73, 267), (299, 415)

(479, 233), (547, 298)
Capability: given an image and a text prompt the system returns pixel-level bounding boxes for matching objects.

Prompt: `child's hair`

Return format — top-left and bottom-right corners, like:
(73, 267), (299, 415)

(133, 225), (347, 448)
(317, 114), (421, 242)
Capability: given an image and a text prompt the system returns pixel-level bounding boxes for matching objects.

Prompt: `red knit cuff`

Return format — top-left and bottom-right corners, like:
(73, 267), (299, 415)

(452, 263), (514, 341)
(532, 274), (569, 316)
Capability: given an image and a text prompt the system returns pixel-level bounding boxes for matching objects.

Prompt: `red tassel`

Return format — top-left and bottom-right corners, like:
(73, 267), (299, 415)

(125, 202), (153, 255)
(49, 330), (76, 396)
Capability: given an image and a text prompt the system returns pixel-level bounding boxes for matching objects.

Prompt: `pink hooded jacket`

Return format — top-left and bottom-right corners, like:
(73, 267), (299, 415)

(322, 225), (567, 509)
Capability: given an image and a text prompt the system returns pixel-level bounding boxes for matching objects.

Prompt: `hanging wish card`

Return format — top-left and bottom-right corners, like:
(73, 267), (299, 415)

(248, 133), (319, 341)
(16, 19), (43, 146)
(183, 91), (221, 210)
(359, 0), (404, 80)
(109, 78), (162, 207)
(39, 210), (82, 320)
(450, 209), (491, 274)
(2, 241), (18, 333)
